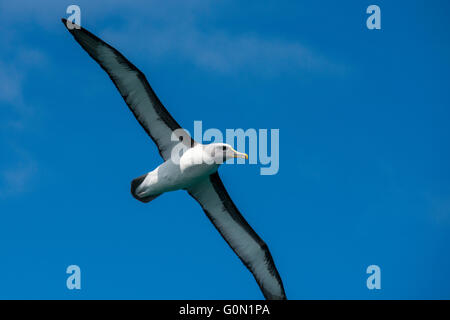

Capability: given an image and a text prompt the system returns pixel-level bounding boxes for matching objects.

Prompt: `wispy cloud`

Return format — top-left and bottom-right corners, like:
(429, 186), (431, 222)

(102, 22), (347, 76)
(0, 47), (47, 129)
(0, 10), (48, 196)
(0, 0), (347, 77)
(0, 147), (37, 198)
(0, 62), (23, 106)
(0, 163), (36, 198)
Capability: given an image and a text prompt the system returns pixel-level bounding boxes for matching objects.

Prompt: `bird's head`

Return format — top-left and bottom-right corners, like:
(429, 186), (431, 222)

(204, 143), (248, 164)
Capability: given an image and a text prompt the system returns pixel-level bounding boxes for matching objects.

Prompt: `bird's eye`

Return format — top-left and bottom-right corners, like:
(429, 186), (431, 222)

(222, 146), (227, 151)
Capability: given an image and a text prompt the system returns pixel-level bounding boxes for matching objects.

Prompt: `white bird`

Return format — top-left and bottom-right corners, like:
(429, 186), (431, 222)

(62, 19), (286, 300)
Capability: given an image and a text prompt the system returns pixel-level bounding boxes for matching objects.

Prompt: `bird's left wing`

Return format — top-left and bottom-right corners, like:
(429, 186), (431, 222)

(62, 19), (194, 160)
(187, 172), (286, 300)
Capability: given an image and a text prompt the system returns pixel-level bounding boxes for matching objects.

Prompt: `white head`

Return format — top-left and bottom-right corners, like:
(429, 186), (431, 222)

(204, 143), (248, 164)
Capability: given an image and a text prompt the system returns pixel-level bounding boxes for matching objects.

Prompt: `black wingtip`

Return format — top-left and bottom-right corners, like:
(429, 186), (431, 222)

(61, 18), (81, 32)
(61, 18), (68, 29)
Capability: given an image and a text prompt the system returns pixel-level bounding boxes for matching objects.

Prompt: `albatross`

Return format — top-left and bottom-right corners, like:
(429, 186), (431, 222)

(62, 19), (286, 300)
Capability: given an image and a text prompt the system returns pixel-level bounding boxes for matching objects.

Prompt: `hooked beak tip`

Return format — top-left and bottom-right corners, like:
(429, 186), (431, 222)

(234, 152), (248, 160)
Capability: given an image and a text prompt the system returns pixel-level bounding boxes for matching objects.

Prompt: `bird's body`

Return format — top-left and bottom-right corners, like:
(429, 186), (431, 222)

(132, 145), (220, 200)
(63, 18), (287, 300)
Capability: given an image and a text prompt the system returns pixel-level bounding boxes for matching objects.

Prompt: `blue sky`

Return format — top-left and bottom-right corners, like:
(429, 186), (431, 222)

(0, 0), (449, 299)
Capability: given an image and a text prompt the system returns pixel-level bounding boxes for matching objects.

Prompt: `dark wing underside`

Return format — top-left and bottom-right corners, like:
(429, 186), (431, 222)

(187, 172), (286, 300)
(62, 19), (194, 160)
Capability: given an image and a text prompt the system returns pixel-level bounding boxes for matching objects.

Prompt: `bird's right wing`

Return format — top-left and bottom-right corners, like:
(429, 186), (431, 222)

(187, 172), (286, 300)
(62, 19), (195, 160)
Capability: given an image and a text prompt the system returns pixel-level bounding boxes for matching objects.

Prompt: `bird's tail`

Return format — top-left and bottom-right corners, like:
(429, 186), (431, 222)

(130, 174), (161, 203)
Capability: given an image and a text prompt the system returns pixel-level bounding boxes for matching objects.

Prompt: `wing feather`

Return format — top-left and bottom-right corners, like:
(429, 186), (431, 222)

(62, 19), (194, 159)
(187, 172), (286, 300)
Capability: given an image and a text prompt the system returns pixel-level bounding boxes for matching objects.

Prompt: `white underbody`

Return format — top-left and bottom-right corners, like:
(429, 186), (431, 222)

(135, 144), (219, 198)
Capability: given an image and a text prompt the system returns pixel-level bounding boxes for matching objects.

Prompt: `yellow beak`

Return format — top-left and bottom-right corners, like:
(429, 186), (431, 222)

(232, 150), (248, 160)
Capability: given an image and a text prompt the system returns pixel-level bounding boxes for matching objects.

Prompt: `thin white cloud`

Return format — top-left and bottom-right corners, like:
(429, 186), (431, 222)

(0, 0), (347, 77)
(0, 62), (23, 105)
(0, 24), (47, 195)
(100, 17), (348, 77)
(0, 148), (37, 198)
(0, 48), (46, 125)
